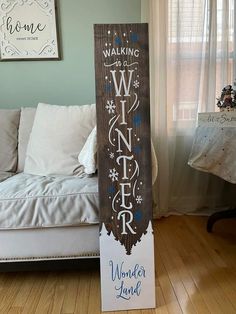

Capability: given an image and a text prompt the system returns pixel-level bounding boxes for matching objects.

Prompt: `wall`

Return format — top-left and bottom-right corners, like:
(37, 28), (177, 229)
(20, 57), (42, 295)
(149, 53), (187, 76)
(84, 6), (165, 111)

(141, 0), (149, 22)
(0, 0), (141, 109)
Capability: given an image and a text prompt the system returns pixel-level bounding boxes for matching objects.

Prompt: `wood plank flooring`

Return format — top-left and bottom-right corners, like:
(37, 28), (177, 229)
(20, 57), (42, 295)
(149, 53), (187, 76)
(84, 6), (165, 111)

(0, 215), (236, 314)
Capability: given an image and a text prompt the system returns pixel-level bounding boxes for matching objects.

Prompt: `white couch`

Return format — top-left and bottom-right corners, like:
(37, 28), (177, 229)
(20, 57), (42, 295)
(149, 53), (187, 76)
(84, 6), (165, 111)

(0, 104), (158, 265)
(0, 106), (100, 263)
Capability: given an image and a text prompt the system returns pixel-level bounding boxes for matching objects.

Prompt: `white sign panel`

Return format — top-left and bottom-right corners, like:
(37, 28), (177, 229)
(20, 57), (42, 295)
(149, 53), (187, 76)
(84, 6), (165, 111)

(100, 222), (156, 311)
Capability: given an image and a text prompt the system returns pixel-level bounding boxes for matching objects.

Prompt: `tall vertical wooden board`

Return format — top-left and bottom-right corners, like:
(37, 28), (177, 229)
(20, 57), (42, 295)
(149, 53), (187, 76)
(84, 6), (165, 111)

(94, 23), (155, 312)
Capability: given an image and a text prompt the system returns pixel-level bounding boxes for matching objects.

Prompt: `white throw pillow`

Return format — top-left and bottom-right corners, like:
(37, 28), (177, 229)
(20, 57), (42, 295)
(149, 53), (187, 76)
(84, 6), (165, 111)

(24, 103), (96, 176)
(78, 126), (97, 174)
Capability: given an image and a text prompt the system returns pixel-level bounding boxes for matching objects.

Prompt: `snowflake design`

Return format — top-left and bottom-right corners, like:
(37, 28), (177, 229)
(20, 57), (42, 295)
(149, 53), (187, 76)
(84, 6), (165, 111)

(115, 37), (122, 45)
(105, 83), (112, 93)
(134, 210), (142, 222)
(131, 32), (139, 43)
(105, 100), (116, 114)
(109, 152), (114, 159)
(136, 195), (143, 204)
(109, 168), (119, 182)
(133, 80), (140, 89)
(133, 114), (142, 126)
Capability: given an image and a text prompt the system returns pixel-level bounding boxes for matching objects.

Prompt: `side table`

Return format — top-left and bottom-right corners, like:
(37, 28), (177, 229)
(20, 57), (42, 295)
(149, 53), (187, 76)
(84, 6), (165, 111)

(206, 208), (236, 232)
(188, 111), (236, 232)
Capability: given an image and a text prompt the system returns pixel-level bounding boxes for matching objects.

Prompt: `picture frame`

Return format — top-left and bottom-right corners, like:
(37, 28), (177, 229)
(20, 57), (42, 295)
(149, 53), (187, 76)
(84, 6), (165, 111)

(0, 0), (60, 61)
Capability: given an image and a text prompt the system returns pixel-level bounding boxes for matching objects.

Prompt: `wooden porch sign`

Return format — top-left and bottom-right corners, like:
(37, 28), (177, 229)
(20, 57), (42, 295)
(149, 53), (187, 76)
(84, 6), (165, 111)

(94, 23), (155, 312)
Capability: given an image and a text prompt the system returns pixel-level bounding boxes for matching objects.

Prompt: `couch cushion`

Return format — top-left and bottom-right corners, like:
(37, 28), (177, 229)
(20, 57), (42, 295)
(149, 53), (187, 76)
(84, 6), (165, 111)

(24, 103), (96, 176)
(17, 107), (36, 172)
(0, 109), (20, 172)
(0, 173), (99, 229)
(0, 171), (15, 183)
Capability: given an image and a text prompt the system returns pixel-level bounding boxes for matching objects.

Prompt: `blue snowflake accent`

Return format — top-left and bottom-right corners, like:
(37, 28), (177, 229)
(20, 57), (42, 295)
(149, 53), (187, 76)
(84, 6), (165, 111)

(133, 146), (141, 154)
(105, 83), (112, 93)
(134, 210), (142, 222)
(115, 37), (122, 45)
(133, 114), (142, 126)
(108, 186), (116, 194)
(130, 33), (139, 43)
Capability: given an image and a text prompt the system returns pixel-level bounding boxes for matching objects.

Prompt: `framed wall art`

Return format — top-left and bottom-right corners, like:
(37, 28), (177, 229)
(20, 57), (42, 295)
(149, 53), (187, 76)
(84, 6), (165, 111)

(0, 0), (60, 61)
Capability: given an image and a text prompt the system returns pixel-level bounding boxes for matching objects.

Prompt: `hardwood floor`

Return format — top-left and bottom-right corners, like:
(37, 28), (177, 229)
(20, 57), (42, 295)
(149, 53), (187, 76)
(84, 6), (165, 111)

(0, 215), (236, 314)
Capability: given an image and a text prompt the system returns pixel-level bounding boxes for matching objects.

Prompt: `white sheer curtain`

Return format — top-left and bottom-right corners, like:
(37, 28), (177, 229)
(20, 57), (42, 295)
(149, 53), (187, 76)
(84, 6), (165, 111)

(147, 0), (236, 216)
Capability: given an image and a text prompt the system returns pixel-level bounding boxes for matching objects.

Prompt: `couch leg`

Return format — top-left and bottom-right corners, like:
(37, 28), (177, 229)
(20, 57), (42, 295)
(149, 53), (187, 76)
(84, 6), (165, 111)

(207, 208), (236, 233)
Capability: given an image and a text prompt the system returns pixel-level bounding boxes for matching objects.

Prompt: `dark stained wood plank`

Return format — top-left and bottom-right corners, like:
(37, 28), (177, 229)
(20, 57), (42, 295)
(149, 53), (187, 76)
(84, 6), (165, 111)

(94, 23), (152, 254)
(94, 23), (155, 311)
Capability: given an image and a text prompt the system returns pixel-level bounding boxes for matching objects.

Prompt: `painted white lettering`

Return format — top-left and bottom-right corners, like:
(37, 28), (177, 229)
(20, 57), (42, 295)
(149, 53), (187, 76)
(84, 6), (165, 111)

(120, 183), (132, 209)
(111, 48), (116, 56)
(120, 47), (126, 54)
(116, 155), (133, 179)
(120, 100), (127, 125)
(134, 49), (139, 57)
(115, 128), (132, 152)
(111, 70), (134, 97)
(117, 210), (136, 235)
(103, 50), (111, 58)
(128, 48), (134, 56)
(102, 47), (140, 58)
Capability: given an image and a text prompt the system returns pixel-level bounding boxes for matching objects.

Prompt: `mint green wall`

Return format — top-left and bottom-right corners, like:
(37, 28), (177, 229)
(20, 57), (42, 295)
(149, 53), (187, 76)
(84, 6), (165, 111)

(0, 0), (141, 109)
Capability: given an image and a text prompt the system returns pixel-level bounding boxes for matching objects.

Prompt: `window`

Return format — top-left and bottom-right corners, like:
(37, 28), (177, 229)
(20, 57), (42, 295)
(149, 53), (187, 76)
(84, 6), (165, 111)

(167, 0), (234, 128)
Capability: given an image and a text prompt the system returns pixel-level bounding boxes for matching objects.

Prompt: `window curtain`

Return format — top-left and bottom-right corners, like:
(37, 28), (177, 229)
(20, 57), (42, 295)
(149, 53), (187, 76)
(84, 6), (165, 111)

(147, 0), (236, 216)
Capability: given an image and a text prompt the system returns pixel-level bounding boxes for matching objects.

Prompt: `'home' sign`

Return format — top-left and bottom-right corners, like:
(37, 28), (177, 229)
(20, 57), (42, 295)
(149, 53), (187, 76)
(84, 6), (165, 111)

(94, 23), (155, 312)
